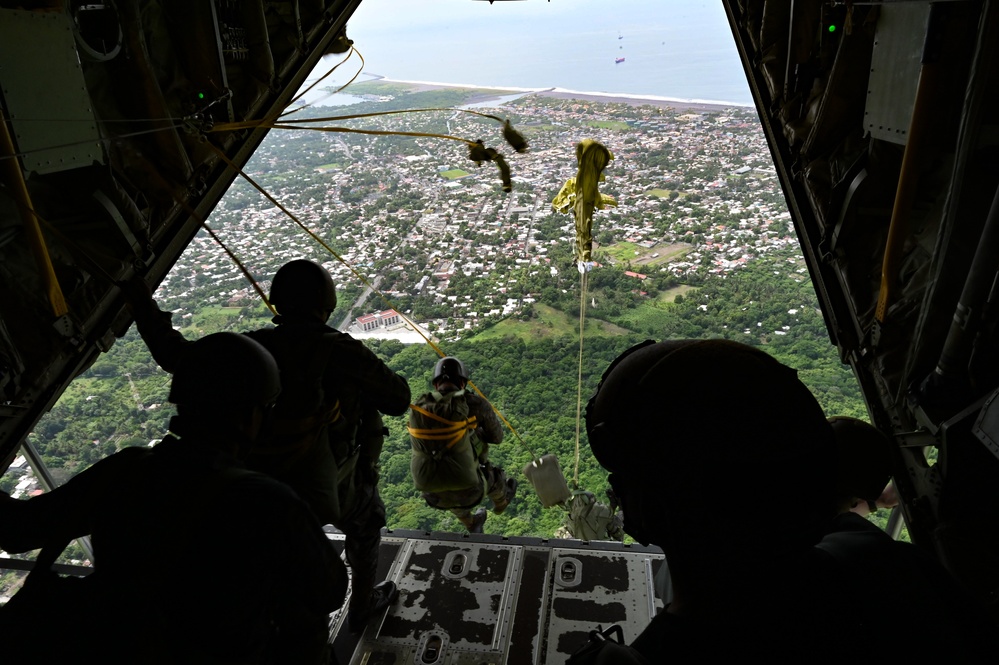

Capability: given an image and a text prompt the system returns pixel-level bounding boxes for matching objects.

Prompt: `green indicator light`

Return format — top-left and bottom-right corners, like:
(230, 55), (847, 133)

(198, 92), (205, 99)
(828, 24), (836, 33)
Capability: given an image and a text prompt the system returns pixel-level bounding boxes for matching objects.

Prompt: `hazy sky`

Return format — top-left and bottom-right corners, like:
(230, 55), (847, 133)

(348, 0), (675, 32)
(330, 0), (750, 102)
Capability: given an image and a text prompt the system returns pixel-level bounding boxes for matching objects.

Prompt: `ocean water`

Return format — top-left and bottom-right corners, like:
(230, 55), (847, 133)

(311, 0), (752, 107)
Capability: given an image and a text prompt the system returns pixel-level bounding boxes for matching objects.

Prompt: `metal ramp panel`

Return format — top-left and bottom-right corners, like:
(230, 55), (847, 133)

(330, 530), (666, 665)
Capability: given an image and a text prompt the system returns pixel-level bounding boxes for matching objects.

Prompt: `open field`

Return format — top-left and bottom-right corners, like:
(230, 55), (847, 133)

(610, 300), (681, 334)
(601, 241), (646, 263)
(659, 284), (696, 302)
(472, 304), (630, 342)
(600, 241), (691, 267)
(633, 243), (691, 267)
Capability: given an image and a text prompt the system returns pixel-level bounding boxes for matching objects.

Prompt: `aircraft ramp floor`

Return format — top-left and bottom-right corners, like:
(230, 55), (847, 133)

(327, 529), (667, 664)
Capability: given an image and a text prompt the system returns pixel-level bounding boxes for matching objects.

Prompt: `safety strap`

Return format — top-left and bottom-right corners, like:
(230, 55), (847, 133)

(1, 107), (68, 317)
(408, 403), (478, 450)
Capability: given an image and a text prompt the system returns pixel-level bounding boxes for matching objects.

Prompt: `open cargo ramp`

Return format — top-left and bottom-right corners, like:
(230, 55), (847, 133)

(328, 530), (667, 664)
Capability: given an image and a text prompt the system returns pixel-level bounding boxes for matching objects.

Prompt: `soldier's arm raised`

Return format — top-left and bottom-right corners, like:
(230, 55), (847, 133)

(121, 277), (189, 372)
(334, 335), (411, 416)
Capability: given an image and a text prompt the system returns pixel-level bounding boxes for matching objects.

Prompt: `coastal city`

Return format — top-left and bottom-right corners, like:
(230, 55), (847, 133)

(156, 80), (798, 342)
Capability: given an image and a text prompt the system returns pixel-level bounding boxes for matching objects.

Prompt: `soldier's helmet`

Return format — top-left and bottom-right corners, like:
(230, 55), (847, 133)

(269, 259), (337, 315)
(585, 339), (836, 541)
(168, 332), (280, 410)
(432, 356), (469, 387)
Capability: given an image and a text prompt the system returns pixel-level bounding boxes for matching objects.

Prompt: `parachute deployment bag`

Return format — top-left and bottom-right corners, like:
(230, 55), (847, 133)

(408, 390), (483, 493)
(523, 453), (572, 507)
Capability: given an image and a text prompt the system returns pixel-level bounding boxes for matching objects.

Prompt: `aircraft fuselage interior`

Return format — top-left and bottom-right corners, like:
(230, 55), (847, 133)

(1, 0), (998, 658)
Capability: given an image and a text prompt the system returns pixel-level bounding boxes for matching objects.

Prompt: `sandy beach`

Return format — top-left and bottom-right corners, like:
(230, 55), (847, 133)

(532, 89), (745, 112)
(365, 75), (749, 112)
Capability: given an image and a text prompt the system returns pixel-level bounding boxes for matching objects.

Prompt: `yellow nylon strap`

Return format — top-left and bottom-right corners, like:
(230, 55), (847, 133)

(407, 428), (465, 446)
(1, 108), (68, 317)
(409, 427), (466, 438)
(408, 403), (477, 450)
(168, 190), (276, 316)
(409, 402), (475, 426)
(407, 428), (471, 450)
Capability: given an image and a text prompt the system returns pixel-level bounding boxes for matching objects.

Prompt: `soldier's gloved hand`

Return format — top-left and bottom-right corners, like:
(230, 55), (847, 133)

(119, 275), (154, 310)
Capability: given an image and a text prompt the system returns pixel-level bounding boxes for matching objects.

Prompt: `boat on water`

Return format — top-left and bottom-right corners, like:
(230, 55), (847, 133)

(615, 57), (625, 64)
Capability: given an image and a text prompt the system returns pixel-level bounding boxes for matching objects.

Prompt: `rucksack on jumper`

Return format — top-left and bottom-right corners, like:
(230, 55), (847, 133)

(408, 390), (482, 493)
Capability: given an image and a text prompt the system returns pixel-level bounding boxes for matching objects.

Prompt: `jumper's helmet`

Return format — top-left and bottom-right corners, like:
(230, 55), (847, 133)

(269, 259), (337, 314)
(432, 357), (469, 387)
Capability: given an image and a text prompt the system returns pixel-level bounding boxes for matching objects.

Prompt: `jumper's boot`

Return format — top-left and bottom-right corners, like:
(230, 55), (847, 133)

(347, 580), (399, 634)
(459, 508), (487, 534)
(493, 478), (518, 515)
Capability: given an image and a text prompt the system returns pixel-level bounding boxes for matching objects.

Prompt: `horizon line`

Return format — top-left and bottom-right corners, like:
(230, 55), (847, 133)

(359, 73), (754, 109)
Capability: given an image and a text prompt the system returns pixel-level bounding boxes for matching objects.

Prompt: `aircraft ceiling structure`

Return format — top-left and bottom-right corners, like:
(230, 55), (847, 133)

(0, 0), (361, 470)
(723, 0), (999, 611)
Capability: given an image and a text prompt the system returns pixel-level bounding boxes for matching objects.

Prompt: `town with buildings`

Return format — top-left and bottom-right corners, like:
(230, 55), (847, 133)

(154, 83), (798, 341)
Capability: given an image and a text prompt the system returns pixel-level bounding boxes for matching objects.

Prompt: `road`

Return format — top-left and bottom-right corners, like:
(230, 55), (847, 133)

(337, 275), (383, 331)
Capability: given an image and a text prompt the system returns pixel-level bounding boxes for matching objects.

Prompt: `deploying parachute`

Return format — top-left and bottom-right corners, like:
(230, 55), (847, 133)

(551, 139), (617, 270)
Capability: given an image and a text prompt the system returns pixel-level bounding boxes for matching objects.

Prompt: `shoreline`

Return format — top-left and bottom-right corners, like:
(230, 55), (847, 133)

(363, 74), (752, 112)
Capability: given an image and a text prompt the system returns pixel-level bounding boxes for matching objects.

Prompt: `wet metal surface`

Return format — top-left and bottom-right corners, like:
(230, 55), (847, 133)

(545, 548), (660, 663)
(507, 548), (549, 665)
(335, 532), (665, 664)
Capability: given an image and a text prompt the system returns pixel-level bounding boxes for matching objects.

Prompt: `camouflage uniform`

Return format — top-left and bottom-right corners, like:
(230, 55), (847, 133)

(411, 388), (512, 530)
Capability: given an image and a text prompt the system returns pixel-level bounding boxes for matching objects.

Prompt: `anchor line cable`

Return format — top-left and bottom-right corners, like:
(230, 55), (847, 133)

(169, 189), (276, 317)
(0, 121), (189, 164)
(282, 47), (364, 117)
(573, 269), (589, 490)
(214, 106), (513, 135)
(215, 122), (481, 148)
(3, 102), (516, 168)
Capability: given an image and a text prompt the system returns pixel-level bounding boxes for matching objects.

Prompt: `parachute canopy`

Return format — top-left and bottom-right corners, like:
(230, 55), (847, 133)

(552, 139), (617, 265)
